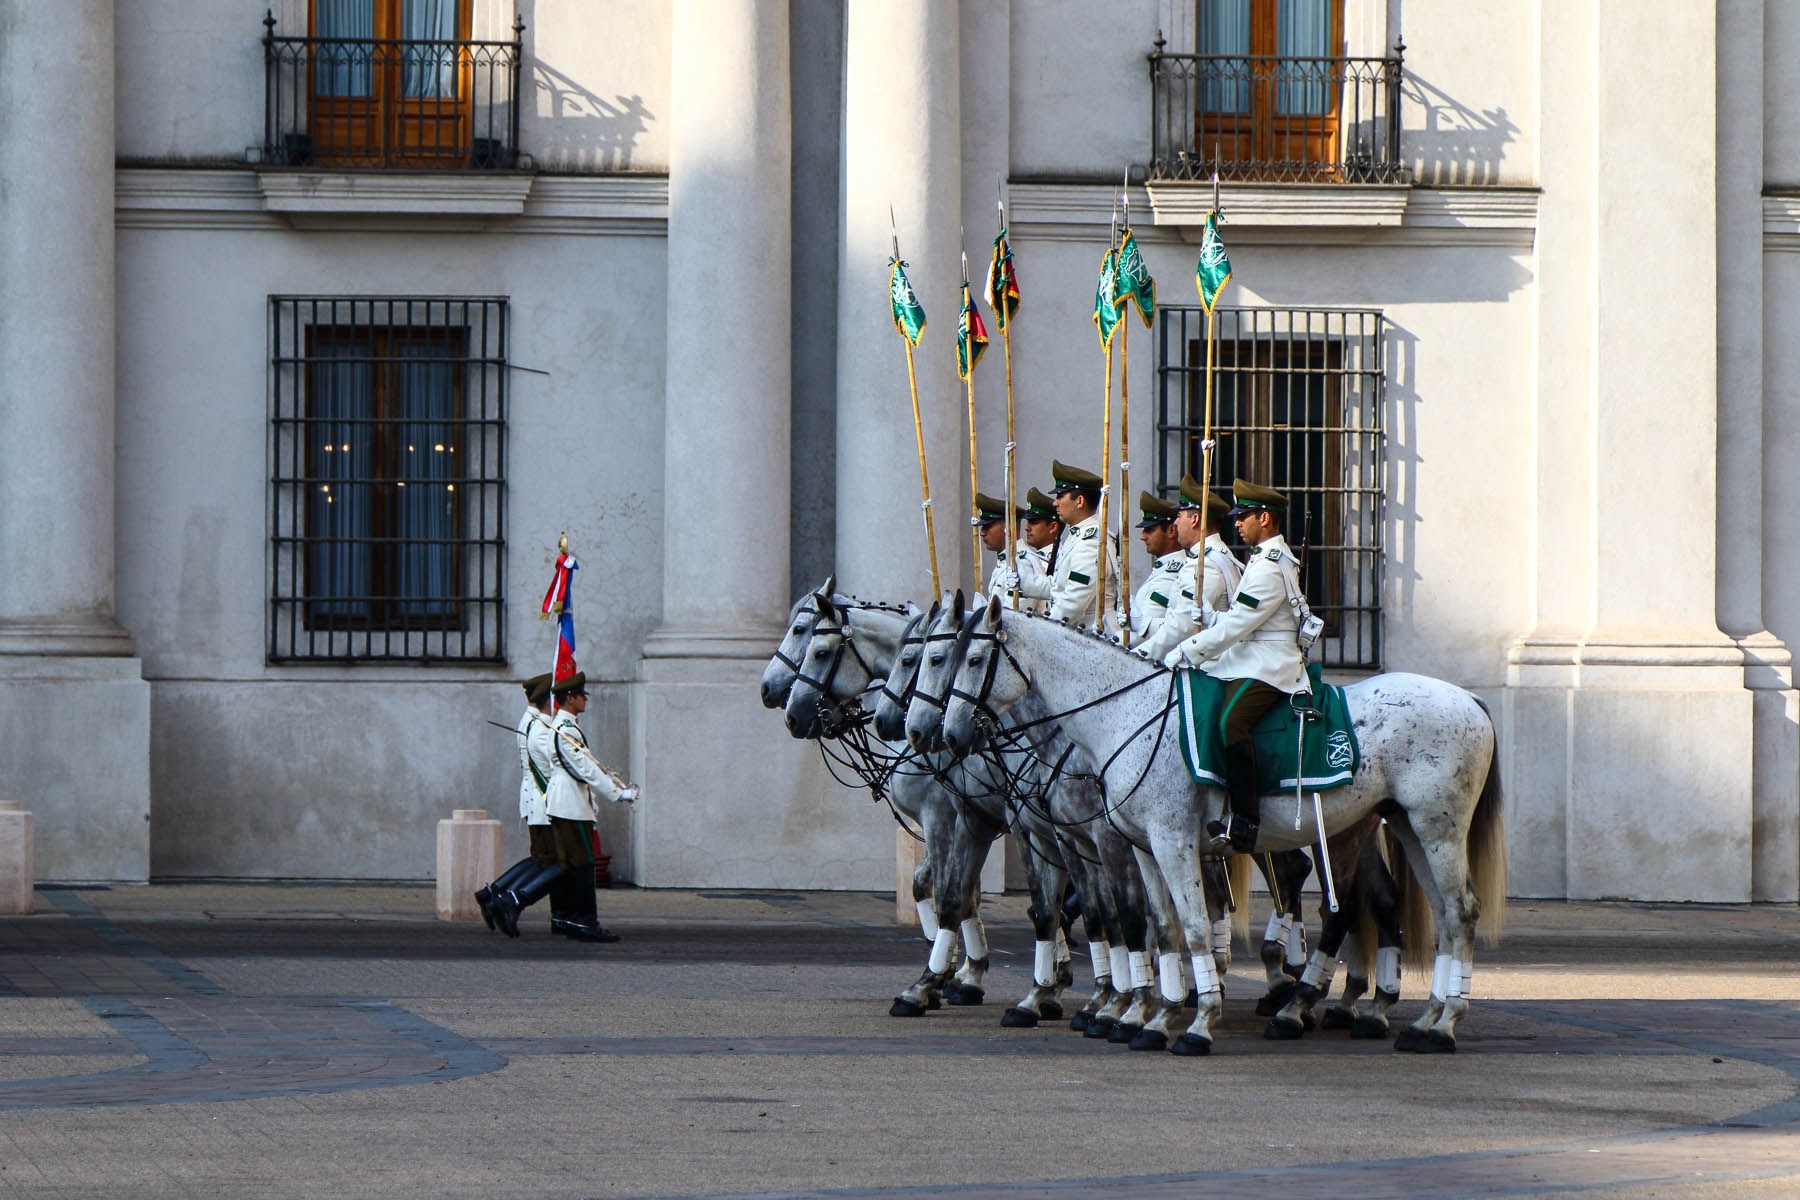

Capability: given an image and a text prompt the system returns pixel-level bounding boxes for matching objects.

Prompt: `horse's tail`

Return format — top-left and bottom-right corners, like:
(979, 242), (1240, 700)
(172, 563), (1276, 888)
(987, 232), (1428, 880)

(1468, 699), (1508, 947)
(1227, 851), (1253, 943)
(1389, 823), (1437, 978)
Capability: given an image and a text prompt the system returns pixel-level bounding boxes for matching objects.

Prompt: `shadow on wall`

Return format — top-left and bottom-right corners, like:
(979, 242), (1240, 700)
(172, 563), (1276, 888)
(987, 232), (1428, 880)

(1382, 321), (1421, 633)
(530, 57), (653, 171)
(1403, 73), (1517, 186)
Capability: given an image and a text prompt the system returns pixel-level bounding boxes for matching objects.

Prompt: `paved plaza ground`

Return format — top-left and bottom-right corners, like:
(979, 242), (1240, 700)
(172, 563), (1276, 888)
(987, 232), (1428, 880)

(0, 882), (1792, 1199)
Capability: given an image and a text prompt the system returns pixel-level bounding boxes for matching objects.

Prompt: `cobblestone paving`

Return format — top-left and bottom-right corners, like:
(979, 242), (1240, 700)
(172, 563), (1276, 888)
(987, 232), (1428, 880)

(0, 884), (1793, 1199)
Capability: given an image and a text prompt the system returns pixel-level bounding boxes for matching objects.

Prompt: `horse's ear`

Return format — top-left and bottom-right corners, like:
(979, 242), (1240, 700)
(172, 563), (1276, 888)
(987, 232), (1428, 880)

(926, 596), (941, 623)
(811, 591), (834, 619)
(986, 594), (1004, 622)
(953, 587), (966, 615)
(821, 573), (836, 598)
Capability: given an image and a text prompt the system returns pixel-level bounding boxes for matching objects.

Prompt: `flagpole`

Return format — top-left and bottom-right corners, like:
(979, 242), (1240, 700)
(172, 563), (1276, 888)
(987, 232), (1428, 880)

(997, 187), (1019, 606)
(1116, 171), (1134, 647)
(1199, 164), (1225, 529)
(547, 532), (568, 711)
(892, 209), (942, 599)
(961, 246), (982, 587)
(1095, 202), (1118, 631)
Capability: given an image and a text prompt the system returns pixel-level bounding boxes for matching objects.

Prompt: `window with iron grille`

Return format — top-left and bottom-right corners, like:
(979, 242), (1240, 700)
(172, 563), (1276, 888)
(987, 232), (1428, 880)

(270, 296), (506, 663)
(1156, 306), (1385, 669)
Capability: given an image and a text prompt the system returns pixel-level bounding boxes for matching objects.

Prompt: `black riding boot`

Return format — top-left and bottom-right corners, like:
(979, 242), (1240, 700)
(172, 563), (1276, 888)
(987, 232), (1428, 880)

(549, 870), (586, 937)
(476, 858), (538, 931)
(494, 861), (566, 938)
(560, 875), (621, 944)
(1207, 742), (1262, 853)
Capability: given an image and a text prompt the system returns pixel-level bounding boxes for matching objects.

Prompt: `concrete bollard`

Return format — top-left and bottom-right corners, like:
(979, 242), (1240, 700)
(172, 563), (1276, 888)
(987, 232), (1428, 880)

(0, 801), (33, 915)
(436, 808), (502, 921)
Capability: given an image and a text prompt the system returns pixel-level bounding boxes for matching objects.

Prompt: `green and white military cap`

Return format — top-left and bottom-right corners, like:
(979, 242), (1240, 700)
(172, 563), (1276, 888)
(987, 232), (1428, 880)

(972, 492), (1024, 527)
(1136, 491), (1179, 528)
(1024, 488), (1058, 519)
(1049, 460), (1103, 495)
(1177, 473), (1232, 517)
(1227, 478), (1288, 516)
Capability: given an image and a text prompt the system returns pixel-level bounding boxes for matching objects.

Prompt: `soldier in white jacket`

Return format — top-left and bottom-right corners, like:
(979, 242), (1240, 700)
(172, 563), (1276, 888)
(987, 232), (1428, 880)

(1137, 475), (1244, 663)
(1128, 491), (1185, 641)
(996, 461), (1120, 632)
(1164, 479), (1309, 852)
(475, 673), (560, 933)
(976, 491), (1027, 607)
(1015, 488), (1060, 616)
(499, 672), (638, 942)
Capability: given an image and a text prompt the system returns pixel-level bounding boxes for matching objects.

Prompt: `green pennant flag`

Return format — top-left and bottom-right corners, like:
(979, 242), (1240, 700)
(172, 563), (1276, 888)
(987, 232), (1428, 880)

(957, 279), (989, 380)
(890, 257), (926, 346)
(1092, 248), (1121, 350)
(984, 228), (1021, 332)
(1114, 228), (1155, 328)
(1195, 211), (1232, 314)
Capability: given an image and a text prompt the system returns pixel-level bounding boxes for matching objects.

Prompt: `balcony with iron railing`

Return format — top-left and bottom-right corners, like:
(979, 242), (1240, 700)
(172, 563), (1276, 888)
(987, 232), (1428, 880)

(261, 11), (524, 171)
(1149, 34), (1408, 185)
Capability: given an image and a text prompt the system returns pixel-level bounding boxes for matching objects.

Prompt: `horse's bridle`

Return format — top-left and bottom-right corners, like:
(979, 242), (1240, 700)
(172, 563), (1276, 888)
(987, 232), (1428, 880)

(946, 619), (1033, 741)
(793, 616), (884, 737)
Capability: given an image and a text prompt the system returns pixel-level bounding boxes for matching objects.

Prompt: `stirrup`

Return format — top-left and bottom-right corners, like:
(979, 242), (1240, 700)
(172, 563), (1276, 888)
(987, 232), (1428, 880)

(1206, 814), (1258, 854)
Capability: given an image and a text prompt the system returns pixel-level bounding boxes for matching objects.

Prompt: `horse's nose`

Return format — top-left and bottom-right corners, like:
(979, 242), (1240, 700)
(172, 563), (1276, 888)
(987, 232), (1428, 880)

(785, 701), (816, 738)
(943, 723), (969, 756)
(760, 677), (787, 709)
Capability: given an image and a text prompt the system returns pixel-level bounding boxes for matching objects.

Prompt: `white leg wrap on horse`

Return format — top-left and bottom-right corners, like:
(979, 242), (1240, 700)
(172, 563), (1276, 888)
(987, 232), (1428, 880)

(1455, 956), (1473, 999)
(1286, 920), (1309, 969)
(1376, 947), (1402, 994)
(1033, 940), (1057, 988)
(1128, 950), (1153, 990)
(916, 901), (940, 941)
(1088, 941), (1112, 980)
(1430, 953), (1452, 1001)
(1157, 952), (1186, 1003)
(1189, 951), (1221, 996)
(1109, 945), (1131, 990)
(1264, 912), (1291, 946)
(1211, 917), (1232, 958)
(960, 918), (989, 962)
(927, 929), (958, 975)
(1299, 949), (1337, 991)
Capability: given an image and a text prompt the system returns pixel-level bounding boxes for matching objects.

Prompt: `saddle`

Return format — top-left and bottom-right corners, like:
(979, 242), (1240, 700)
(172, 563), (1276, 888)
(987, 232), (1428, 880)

(1174, 663), (1361, 794)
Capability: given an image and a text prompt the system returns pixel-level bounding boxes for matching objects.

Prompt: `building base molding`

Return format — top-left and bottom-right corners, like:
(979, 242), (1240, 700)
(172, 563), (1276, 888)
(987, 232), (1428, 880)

(630, 628), (890, 889)
(0, 656), (149, 882)
(1503, 632), (1795, 901)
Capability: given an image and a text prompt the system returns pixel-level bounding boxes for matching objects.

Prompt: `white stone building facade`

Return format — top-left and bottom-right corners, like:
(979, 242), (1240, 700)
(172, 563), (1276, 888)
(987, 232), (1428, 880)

(1, 0), (1793, 902)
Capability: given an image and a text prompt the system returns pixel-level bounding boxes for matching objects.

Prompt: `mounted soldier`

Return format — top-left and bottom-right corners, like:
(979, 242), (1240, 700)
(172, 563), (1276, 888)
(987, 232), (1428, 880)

(1015, 487), (1060, 616)
(1128, 491), (1183, 641)
(997, 460), (1120, 632)
(1137, 473), (1243, 663)
(974, 491), (1029, 609)
(1163, 479), (1312, 853)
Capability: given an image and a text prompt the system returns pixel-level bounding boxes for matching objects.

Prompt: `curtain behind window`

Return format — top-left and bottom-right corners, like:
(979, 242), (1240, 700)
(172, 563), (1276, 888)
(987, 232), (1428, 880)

(1275, 0), (1332, 115)
(308, 345), (374, 617)
(315, 0), (373, 97)
(401, 0), (458, 98)
(393, 340), (460, 615)
(1197, 0), (1251, 114)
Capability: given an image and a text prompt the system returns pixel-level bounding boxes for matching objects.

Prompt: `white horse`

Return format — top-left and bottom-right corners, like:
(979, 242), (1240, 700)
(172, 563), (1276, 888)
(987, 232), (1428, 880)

(774, 592), (999, 1013)
(927, 599), (1505, 1055)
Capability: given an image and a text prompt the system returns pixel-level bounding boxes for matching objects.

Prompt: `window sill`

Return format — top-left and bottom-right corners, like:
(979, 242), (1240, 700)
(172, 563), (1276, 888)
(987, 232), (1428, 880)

(1145, 181), (1411, 228)
(256, 169), (535, 217)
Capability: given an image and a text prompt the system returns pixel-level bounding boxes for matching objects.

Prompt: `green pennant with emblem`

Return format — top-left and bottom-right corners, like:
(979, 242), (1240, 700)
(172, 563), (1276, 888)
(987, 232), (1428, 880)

(1114, 229), (1155, 328)
(1195, 211), (1232, 314)
(1091, 248), (1121, 350)
(889, 258), (926, 346)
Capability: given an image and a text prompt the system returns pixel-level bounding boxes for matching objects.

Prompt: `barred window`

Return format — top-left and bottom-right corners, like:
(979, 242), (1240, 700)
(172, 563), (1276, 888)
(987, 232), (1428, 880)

(1156, 306), (1385, 669)
(270, 296), (506, 663)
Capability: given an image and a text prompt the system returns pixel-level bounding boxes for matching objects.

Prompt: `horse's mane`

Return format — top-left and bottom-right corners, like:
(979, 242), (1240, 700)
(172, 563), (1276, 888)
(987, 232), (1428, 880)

(973, 599), (1169, 670)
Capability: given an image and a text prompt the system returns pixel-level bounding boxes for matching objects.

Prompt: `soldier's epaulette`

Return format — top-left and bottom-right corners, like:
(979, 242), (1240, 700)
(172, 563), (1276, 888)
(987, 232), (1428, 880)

(1080, 527), (1098, 541)
(1161, 559), (1182, 573)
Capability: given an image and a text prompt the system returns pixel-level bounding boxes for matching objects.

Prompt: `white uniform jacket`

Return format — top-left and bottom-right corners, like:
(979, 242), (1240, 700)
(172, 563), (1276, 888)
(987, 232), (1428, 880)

(516, 708), (551, 825)
(1015, 513), (1120, 630)
(1137, 534), (1244, 662)
(539, 709), (624, 821)
(1171, 533), (1308, 694)
(1129, 551), (1187, 638)
(988, 539), (1050, 616)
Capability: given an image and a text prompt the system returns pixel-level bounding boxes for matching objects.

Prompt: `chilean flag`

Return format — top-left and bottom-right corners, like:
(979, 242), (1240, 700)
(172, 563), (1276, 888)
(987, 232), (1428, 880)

(540, 553), (579, 701)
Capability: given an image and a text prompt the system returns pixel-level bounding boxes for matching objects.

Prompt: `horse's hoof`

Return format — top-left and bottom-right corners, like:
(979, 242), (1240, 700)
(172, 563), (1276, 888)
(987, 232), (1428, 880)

(1001, 1007), (1039, 1028)
(1039, 1000), (1064, 1022)
(1083, 1016), (1117, 1040)
(889, 997), (928, 1018)
(1393, 1026), (1426, 1052)
(1128, 1028), (1169, 1052)
(943, 985), (984, 1007)
(1264, 1016), (1305, 1040)
(1106, 1021), (1141, 1044)
(1169, 1033), (1213, 1057)
(926, 993), (942, 1010)
(1350, 1015), (1390, 1040)
(1254, 980), (1297, 1017)
(1069, 1011), (1092, 1033)
(1319, 1007), (1354, 1031)
(1416, 1030), (1457, 1054)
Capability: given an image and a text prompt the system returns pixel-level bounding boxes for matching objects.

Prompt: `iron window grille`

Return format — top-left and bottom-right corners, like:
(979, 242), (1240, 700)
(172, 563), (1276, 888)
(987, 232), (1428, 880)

(262, 10), (524, 170)
(1156, 306), (1386, 670)
(1148, 34), (1407, 184)
(270, 296), (507, 663)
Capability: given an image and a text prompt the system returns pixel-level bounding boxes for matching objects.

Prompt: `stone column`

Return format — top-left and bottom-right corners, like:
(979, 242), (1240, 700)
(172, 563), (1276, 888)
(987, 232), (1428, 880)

(634, 0), (868, 886)
(0, 0), (150, 881)
(836, 0), (966, 601)
(1507, 0), (1767, 900)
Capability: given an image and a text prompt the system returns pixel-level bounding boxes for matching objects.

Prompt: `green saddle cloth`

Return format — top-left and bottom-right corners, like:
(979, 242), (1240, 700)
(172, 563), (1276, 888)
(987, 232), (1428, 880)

(1174, 663), (1361, 793)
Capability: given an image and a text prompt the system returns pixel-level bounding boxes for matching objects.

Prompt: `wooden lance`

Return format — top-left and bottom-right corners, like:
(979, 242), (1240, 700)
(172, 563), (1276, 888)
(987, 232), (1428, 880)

(891, 207), (942, 600)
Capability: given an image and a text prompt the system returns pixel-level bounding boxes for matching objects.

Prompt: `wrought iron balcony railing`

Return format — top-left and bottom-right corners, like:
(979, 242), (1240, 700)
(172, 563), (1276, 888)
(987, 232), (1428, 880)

(262, 13), (524, 170)
(1149, 36), (1408, 184)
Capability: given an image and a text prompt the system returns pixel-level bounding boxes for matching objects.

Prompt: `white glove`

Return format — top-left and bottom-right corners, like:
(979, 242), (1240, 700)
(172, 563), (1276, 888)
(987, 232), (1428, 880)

(1162, 644), (1193, 670)
(992, 566), (1020, 591)
(1131, 646), (1154, 660)
(618, 786), (639, 804)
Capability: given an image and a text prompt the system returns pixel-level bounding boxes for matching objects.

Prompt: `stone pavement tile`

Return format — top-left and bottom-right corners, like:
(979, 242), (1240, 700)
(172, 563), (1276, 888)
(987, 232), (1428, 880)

(0, 1057), (142, 1084)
